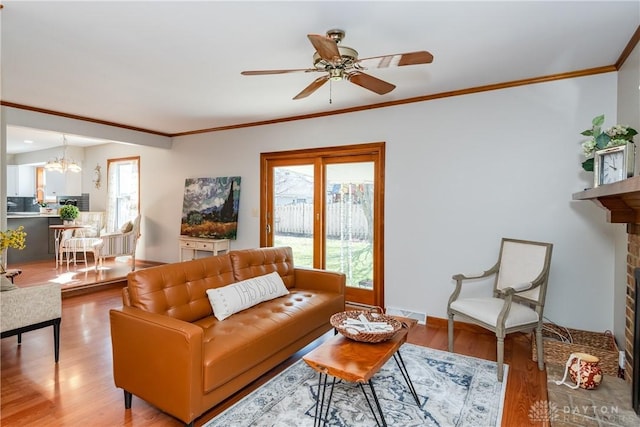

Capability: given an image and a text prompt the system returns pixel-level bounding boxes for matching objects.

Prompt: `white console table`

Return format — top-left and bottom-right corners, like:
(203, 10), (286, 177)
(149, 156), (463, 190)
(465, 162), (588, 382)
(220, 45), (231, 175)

(178, 236), (230, 261)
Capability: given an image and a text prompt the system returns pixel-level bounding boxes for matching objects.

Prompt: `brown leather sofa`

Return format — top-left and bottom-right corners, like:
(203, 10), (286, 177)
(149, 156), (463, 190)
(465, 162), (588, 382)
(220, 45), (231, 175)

(109, 246), (345, 426)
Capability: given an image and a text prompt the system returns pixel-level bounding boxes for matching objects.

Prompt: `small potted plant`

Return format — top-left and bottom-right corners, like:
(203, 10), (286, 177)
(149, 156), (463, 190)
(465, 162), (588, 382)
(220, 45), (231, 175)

(59, 205), (79, 225)
(39, 202), (52, 214)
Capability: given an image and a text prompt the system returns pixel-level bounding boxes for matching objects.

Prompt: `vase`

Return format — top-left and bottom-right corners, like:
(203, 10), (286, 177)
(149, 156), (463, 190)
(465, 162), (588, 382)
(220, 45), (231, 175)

(63, 220), (74, 226)
(0, 248), (7, 273)
(568, 352), (602, 390)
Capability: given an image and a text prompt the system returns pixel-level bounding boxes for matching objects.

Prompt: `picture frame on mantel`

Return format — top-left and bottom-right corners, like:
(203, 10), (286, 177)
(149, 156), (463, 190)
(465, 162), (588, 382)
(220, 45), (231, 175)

(180, 176), (241, 240)
(593, 143), (635, 188)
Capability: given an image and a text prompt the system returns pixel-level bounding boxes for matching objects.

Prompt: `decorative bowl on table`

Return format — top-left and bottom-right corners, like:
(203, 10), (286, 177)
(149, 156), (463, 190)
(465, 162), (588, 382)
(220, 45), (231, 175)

(330, 310), (403, 343)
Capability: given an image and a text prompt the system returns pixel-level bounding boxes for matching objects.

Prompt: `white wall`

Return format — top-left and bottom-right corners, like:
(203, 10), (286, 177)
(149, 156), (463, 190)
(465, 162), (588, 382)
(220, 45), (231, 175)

(78, 72), (620, 332)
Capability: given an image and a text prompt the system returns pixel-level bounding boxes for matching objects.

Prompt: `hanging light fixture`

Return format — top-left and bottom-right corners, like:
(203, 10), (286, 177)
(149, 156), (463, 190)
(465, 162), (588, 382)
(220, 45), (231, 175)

(44, 134), (82, 173)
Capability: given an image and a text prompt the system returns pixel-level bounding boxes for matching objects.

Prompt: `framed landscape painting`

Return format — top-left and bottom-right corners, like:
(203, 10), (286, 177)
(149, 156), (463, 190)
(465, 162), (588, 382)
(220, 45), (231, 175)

(180, 176), (241, 240)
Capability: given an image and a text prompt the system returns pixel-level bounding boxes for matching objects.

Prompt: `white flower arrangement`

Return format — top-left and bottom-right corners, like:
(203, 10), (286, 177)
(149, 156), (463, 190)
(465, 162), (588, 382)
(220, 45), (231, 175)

(580, 114), (637, 171)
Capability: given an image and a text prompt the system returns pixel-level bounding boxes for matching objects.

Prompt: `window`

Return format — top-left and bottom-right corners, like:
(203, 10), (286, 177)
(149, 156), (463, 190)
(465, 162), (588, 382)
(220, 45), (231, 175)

(106, 157), (139, 232)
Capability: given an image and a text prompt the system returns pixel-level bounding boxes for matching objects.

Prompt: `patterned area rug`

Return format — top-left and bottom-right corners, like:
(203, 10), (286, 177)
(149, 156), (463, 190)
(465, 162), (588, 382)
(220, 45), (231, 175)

(206, 343), (507, 427)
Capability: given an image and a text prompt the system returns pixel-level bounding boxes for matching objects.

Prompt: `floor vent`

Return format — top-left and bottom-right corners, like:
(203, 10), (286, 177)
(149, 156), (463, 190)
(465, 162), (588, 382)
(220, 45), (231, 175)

(385, 307), (427, 325)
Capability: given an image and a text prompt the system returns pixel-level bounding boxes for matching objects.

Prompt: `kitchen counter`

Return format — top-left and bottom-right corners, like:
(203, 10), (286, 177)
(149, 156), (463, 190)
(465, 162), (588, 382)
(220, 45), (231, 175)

(7, 213), (61, 219)
(6, 216), (62, 264)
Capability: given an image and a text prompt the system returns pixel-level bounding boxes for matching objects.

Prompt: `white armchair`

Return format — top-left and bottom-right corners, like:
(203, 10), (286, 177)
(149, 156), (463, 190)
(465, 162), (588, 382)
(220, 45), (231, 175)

(0, 276), (62, 362)
(92, 215), (141, 271)
(447, 237), (553, 381)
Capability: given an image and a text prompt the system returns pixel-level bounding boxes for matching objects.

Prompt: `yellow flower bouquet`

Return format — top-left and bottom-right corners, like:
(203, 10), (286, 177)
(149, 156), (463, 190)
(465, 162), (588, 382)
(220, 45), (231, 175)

(1, 226), (27, 251)
(0, 226), (27, 273)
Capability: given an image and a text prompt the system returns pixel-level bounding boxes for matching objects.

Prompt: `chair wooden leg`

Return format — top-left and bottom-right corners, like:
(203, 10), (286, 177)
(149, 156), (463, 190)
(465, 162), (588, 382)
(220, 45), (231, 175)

(535, 326), (545, 371)
(496, 336), (505, 382)
(124, 390), (132, 409)
(17, 333), (22, 344)
(447, 313), (454, 352)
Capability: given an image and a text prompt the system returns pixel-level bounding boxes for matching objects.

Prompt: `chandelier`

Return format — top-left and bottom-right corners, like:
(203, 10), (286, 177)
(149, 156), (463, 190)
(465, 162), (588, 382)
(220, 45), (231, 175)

(44, 134), (82, 173)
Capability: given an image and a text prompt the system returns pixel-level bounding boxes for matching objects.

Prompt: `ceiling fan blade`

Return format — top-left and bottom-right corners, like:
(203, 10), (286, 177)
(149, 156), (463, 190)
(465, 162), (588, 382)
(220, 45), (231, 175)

(293, 75), (330, 100)
(347, 71), (396, 95)
(307, 34), (341, 64)
(357, 51), (434, 69)
(241, 68), (316, 76)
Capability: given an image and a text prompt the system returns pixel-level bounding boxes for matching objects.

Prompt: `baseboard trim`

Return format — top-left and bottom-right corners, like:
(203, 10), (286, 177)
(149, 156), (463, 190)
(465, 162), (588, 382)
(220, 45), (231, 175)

(427, 316), (496, 335)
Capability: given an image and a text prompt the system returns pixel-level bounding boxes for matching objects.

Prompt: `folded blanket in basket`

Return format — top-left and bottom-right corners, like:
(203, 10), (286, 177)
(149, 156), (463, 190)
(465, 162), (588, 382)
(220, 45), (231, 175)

(341, 314), (394, 332)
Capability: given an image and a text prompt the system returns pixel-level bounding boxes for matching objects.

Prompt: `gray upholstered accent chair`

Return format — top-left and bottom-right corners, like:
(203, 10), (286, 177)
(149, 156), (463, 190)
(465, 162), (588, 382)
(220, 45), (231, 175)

(447, 237), (553, 381)
(0, 276), (62, 362)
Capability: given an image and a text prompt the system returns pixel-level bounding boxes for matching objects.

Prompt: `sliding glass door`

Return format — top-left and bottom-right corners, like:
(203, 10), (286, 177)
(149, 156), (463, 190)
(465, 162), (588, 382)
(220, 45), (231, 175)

(324, 160), (375, 299)
(271, 163), (315, 268)
(261, 143), (384, 307)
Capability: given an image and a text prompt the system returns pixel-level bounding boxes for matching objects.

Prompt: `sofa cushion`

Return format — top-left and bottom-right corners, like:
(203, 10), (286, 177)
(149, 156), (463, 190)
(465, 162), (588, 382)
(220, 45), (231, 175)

(119, 220), (134, 233)
(230, 247), (295, 288)
(206, 272), (289, 321)
(197, 287), (344, 392)
(126, 255), (236, 322)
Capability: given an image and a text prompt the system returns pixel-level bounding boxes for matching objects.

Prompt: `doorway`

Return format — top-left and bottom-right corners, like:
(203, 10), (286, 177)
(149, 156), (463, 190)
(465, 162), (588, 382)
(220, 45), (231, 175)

(260, 142), (385, 307)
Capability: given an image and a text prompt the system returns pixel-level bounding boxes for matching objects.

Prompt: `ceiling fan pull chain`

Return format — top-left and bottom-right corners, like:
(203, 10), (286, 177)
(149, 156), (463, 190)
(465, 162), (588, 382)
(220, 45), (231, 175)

(329, 79), (333, 104)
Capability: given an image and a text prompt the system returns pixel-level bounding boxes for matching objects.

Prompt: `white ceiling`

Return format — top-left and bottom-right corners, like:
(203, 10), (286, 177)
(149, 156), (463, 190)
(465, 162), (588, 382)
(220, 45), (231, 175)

(6, 126), (113, 154)
(2, 1), (639, 153)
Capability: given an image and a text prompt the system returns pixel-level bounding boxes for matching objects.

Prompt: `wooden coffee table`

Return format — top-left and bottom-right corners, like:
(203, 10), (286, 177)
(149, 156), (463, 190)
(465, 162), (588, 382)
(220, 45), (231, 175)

(303, 317), (419, 427)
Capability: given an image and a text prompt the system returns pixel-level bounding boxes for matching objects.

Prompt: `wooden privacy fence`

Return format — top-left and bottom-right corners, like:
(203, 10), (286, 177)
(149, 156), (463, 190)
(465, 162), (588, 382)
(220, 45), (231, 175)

(274, 203), (370, 240)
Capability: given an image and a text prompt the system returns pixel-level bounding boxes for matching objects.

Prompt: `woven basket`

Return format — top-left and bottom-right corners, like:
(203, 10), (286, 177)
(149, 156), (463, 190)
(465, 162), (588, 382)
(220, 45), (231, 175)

(330, 310), (402, 343)
(532, 323), (619, 377)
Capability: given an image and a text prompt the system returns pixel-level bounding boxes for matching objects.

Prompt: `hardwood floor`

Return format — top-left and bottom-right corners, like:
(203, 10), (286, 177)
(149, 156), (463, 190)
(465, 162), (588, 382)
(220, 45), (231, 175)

(4, 257), (162, 295)
(1, 266), (550, 426)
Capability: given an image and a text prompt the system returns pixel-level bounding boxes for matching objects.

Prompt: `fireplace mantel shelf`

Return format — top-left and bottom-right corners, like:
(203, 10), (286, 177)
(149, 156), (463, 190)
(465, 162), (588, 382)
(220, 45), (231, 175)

(572, 175), (640, 227)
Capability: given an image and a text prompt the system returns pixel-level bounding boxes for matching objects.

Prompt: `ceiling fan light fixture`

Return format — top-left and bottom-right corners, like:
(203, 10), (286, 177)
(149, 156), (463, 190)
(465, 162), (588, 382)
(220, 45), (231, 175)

(241, 28), (433, 100)
(329, 69), (344, 81)
(325, 29), (346, 43)
(313, 45), (358, 70)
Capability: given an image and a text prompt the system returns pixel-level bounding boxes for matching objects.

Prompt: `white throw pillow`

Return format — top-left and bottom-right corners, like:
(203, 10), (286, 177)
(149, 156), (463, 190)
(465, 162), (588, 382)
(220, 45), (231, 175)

(206, 271), (289, 321)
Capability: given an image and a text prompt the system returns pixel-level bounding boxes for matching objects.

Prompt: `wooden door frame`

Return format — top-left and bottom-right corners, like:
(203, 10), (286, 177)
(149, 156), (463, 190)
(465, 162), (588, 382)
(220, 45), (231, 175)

(260, 142), (385, 307)
(106, 156), (141, 229)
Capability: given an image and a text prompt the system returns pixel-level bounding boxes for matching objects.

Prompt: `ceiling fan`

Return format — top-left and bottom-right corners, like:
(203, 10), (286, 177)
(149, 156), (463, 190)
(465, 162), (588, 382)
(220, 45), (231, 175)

(241, 29), (434, 100)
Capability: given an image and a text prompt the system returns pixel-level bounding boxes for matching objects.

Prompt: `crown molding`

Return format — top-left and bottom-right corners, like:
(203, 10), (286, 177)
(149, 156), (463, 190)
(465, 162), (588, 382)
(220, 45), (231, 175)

(0, 65), (620, 138)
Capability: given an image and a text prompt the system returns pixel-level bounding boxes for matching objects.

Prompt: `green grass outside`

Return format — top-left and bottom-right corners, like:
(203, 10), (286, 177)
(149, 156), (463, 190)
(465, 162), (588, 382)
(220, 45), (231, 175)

(274, 234), (373, 288)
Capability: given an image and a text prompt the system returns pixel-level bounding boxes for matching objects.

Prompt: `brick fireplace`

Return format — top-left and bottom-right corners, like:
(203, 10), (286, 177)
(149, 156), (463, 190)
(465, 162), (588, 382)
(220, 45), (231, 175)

(625, 233), (639, 382)
(626, 233), (640, 413)
(573, 177), (640, 413)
